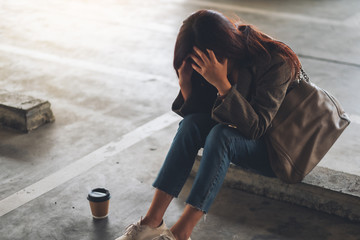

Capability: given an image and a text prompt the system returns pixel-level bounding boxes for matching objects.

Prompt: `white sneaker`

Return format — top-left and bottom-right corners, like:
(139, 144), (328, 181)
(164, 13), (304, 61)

(115, 218), (168, 240)
(151, 229), (191, 240)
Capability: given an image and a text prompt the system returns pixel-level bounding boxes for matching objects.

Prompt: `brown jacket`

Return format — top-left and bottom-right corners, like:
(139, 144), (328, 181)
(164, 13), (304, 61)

(172, 52), (293, 140)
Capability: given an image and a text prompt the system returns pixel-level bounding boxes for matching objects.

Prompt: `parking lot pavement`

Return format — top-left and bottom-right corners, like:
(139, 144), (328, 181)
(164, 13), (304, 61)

(1, 0), (360, 239)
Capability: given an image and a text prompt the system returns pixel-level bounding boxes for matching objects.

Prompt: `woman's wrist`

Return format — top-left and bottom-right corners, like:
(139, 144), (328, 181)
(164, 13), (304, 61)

(179, 76), (192, 101)
(216, 80), (232, 97)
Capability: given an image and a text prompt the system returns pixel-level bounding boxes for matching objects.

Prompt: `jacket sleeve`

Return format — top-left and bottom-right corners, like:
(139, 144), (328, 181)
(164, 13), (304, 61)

(211, 56), (292, 139)
(172, 73), (218, 117)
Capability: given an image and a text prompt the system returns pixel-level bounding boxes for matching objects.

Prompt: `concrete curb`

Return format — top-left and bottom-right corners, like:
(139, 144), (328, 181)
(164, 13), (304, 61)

(191, 155), (360, 222)
(0, 90), (55, 132)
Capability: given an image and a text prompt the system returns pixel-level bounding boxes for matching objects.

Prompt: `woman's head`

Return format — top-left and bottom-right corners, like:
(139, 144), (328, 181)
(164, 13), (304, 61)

(173, 10), (300, 80)
(174, 10), (246, 72)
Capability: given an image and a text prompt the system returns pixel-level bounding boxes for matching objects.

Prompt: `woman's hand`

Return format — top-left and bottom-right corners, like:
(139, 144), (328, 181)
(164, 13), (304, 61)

(177, 59), (193, 101)
(178, 59), (193, 86)
(191, 47), (232, 96)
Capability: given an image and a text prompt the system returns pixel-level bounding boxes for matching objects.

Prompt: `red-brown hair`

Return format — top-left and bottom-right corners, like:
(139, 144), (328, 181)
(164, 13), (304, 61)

(174, 10), (301, 80)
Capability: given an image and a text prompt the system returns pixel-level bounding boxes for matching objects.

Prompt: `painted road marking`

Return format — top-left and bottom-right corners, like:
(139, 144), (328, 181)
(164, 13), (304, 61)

(190, 0), (343, 26)
(0, 102), (358, 216)
(0, 43), (359, 125)
(343, 12), (360, 27)
(1, 0), (358, 38)
(0, 111), (180, 217)
(36, 0), (360, 28)
(0, 44), (178, 87)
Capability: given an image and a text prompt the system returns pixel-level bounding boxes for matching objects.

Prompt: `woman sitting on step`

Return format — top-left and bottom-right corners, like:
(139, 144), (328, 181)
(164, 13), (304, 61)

(115, 9), (301, 240)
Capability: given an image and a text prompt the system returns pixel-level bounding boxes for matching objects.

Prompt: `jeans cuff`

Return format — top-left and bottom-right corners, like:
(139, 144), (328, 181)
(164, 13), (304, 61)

(152, 183), (180, 198)
(185, 200), (208, 214)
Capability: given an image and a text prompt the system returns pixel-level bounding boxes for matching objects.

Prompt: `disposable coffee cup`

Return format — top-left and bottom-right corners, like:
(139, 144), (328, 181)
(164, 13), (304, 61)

(87, 188), (111, 219)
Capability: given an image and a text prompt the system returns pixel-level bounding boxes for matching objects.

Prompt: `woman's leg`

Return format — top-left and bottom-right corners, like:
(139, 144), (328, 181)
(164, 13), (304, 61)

(186, 124), (273, 212)
(141, 189), (174, 228)
(170, 124), (272, 239)
(170, 205), (203, 240)
(145, 113), (216, 227)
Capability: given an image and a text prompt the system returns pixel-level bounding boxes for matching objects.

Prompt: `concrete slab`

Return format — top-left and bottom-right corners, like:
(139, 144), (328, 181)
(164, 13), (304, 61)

(0, 90), (54, 132)
(0, 0), (360, 239)
(192, 157), (360, 221)
(0, 59), (177, 200)
(0, 0), (359, 177)
(1, 123), (360, 240)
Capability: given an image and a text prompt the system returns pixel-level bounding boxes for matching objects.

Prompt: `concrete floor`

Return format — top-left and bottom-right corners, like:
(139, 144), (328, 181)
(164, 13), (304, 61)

(0, 0), (360, 239)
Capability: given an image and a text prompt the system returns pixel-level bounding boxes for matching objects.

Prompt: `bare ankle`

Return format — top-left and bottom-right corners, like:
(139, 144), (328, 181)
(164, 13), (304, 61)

(170, 228), (190, 240)
(140, 216), (162, 228)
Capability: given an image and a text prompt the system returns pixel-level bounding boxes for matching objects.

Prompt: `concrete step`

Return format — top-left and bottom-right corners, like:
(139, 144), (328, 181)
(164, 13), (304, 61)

(0, 90), (55, 132)
(191, 155), (360, 222)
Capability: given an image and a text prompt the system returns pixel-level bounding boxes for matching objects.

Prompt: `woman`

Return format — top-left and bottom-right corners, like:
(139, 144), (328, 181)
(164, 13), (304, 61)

(115, 9), (301, 240)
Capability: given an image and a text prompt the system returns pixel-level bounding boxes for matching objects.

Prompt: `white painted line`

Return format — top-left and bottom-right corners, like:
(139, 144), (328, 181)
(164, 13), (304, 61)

(0, 111), (181, 217)
(190, 0), (343, 26)
(1, 0), (353, 33)
(343, 12), (360, 26)
(1, 43), (358, 125)
(0, 44), (178, 87)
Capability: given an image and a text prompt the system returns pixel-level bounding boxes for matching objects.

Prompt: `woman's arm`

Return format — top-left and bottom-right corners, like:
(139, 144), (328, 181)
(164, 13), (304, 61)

(190, 47), (291, 139)
(191, 47), (231, 96)
(212, 55), (292, 139)
(178, 60), (193, 101)
(189, 47), (292, 139)
(179, 77), (192, 101)
(172, 59), (218, 117)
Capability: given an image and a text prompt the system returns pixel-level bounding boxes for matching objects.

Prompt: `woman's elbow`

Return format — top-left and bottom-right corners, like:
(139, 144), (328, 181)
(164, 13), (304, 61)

(246, 125), (267, 140)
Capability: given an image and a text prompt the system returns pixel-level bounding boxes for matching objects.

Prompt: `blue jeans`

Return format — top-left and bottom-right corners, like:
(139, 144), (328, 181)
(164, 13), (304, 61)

(153, 113), (275, 213)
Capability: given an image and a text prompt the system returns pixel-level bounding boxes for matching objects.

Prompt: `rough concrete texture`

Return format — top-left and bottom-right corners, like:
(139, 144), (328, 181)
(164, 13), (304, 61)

(0, 90), (55, 132)
(191, 157), (360, 221)
(1, 0), (360, 239)
(1, 124), (360, 240)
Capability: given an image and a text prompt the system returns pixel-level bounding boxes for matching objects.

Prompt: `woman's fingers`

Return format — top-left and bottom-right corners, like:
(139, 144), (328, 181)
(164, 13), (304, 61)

(223, 58), (228, 68)
(178, 59), (194, 80)
(190, 54), (203, 69)
(178, 60), (186, 70)
(207, 49), (228, 67)
(191, 63), (202, 74)
(191, 47), (229, 84)
(207, 49), (217, 63)
(193, 47), (210, 64)
(177, 60), (188, 74)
